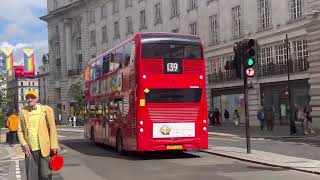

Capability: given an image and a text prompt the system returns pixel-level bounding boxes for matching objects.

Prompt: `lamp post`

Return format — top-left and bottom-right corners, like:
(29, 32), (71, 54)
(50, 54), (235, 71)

(285, 34), (296, 135)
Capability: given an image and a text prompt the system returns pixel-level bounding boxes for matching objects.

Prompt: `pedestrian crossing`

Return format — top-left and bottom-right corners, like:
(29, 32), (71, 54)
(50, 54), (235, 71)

(0, 161), (10, 180)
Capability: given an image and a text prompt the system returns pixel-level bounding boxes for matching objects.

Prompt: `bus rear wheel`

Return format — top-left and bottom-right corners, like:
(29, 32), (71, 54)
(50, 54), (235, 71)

(116, 131), (124, 154)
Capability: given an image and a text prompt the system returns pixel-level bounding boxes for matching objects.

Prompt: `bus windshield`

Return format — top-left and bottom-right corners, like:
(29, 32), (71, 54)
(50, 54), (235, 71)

(142, 43), (202, 59)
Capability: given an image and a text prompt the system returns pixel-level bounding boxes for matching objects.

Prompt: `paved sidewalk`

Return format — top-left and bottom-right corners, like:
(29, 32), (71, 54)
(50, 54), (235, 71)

(208, 123), (319, 138)
(202, 146), (320, 175)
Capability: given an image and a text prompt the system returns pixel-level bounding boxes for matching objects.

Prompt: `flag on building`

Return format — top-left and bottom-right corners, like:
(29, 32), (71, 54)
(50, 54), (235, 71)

(1, 47), (14, 75)
(23, 48), (35, 74)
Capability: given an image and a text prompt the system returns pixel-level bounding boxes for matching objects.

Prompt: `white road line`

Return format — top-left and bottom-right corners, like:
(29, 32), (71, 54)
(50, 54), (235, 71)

(209, 137), (240, 142)
(15, 160), (21, 180)
(58, 135), (66, 138)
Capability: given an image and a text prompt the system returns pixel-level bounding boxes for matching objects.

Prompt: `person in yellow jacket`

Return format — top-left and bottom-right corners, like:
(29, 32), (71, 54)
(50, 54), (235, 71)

(17, 90), (60, 180)
(6, 109), (19, 147)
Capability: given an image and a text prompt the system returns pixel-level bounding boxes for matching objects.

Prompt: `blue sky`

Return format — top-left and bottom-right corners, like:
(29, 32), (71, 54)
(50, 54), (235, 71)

(0, 0), (48, 70)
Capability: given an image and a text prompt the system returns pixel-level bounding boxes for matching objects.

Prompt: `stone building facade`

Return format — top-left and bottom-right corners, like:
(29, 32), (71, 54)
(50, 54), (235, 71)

(41, 0), (317, 128)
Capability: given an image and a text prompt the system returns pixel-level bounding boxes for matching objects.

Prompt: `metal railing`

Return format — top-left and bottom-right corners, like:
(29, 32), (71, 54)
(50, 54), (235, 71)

(208, 59), (309, 84)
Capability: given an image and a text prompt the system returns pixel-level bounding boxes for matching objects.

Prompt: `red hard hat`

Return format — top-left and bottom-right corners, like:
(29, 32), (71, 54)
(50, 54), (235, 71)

(50, 155), (64, 172)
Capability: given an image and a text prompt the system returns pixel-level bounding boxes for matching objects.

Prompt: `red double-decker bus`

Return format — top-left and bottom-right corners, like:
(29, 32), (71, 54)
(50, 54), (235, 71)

(84, 32), (208, 153)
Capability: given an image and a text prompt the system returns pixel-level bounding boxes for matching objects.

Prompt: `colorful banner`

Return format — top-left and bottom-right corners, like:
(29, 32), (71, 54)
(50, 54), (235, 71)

(84, 65), (90, 81)
(23, 48), (35, 73)
(1, 47), (14, 74)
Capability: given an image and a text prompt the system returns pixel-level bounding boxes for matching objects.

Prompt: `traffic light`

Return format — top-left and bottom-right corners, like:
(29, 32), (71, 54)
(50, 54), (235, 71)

(242, 39), (256, 78)
(233, 41), (242, 78)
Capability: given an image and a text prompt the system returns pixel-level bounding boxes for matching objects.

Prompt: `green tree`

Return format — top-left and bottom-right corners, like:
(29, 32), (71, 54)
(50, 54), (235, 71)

(68, 82), (84, 120)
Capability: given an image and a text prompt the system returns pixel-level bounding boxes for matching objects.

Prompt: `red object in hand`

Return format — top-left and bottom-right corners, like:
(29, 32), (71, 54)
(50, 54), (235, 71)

(50, 155), (64, 172)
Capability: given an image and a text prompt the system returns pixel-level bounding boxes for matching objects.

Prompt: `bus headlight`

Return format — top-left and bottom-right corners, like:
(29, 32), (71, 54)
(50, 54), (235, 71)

(142, 75), (147, 79)
(203, 127), (207, 131)
(139, 121), (144, 125)
(140, 128), (144, 133)
(200, 75), (203, 80)
(203, 119), (207, 123)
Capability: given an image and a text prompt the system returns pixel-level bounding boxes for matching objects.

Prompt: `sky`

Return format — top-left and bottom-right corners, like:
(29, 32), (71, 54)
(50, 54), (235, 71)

(0, 0), (48, 71)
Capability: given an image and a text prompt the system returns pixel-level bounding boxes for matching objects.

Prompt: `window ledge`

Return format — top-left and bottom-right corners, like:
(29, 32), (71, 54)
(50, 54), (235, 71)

(170, 14), (180, 20)
(256, 26), (273, 33)
(287, 17), (305, 24)
(187, 6), (198, 13)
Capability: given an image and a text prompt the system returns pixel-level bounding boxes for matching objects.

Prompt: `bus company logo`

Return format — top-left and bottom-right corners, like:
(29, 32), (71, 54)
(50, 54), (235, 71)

(160, 125), (171, 135)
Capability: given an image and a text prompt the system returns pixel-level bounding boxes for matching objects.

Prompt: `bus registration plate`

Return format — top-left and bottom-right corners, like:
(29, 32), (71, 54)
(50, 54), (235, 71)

(166, 145), (183, 150)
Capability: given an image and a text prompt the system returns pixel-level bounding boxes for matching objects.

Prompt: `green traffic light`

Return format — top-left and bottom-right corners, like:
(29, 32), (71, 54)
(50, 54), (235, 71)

(247, 58), (254, 66)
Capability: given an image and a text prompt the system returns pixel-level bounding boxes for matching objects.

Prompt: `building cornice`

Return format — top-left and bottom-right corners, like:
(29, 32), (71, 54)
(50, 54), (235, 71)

(40, 0), (88, 22)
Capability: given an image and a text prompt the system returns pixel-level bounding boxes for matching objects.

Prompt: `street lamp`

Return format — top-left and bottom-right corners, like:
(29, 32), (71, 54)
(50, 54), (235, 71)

(285, 34), (297, 135)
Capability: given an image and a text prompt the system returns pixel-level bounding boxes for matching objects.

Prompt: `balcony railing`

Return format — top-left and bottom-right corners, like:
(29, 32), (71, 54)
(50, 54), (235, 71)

(208, 59), (309, 84)
(68, 69), (81, 76)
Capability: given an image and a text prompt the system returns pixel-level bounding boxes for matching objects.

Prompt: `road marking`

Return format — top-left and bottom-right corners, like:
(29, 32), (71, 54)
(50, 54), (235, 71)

(58, 135), (66, 138)
(209, 137), (240, 142)
(15, 160), (21, 180)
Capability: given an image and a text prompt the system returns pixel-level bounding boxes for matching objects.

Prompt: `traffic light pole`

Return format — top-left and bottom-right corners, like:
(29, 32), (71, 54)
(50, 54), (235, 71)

(243, 66), (251, 154)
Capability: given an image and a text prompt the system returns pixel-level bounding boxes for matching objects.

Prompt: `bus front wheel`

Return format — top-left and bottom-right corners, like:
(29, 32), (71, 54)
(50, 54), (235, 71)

(90, 127), (95, 141)
(116, 131), (123, 154)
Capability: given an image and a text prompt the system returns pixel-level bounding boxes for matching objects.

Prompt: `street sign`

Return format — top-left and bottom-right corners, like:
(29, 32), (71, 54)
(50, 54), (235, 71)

(246, 68), (255, 77)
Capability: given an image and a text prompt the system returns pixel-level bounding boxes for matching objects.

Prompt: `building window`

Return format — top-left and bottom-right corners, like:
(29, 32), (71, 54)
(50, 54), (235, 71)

(189, 22), (197, 35)
(188, 0), (198, 11)
(293, 40), (308, 61)
(125, 0), (132, 8)
(140, 10), (147, 30)
(113, 0), (119, 14)
(21, 95), (24, 101)
(90, 31), (96, 46)
(209, 15), (218, 45)
(289, 0), (303, 21)
(172, 28), (179, 33)
(232, 5), (242, 37)
(32, 82), (34, 86)
(208, 57), (221, 73)
(102, 26), (108, 43)
(21, 88), (23, 93)
(77, 37), (82, 50)
(78, 54), (83, 70)
(53, 0), (58, 9)
(57, 88), (61, 100)
(54, 42), (60, 57)
(101, 5), (107, 19)
(114, 21), (120, 39)
(171, 0), (179, 18)
(275, 44), (290, 64)
(88, 10), (95, 23)
(154, 3), (162, 25)
(21, 82), (23, 86)
(259, 46), (273, 66)
(258, 0), (271, 30)
(126, 16), (133, 35)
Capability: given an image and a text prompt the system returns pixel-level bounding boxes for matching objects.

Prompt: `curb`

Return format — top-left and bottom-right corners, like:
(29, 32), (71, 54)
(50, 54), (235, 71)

(200, 150), (320, 175)
(208, 132), (317, 139)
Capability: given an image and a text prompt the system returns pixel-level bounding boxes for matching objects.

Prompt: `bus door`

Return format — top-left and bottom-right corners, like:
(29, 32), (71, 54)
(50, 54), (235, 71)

(103, 101), (110, 144)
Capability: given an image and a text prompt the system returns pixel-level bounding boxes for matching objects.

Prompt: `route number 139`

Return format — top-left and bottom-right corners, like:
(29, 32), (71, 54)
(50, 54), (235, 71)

(167, 63), (179, 72)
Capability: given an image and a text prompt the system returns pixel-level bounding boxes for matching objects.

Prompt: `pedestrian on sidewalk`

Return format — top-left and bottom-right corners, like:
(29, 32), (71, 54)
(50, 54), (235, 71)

(214, 108), (221, 127)
(297, 106), (308, 134)
(265, 106), (274, 131)
(257, 106), (265, 131)
(17, 90), (60, 180)
(224, 109), (230, 122)
(232, 109), (240, 126)
(6, 109), (19, 147)
(68, 116), (72, 126)
(208, 110), (215, 127)
(305, 105), (315, 134)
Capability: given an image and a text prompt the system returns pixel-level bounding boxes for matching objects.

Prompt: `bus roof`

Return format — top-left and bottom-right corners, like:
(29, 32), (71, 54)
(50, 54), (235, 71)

(86, 32), (202, 66)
